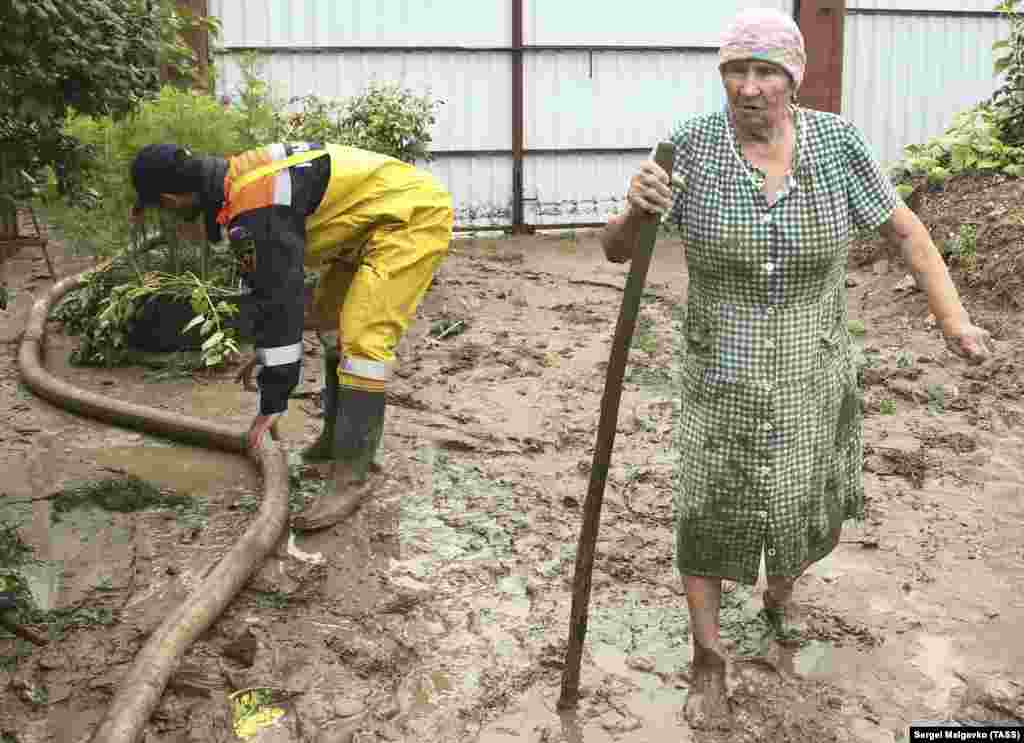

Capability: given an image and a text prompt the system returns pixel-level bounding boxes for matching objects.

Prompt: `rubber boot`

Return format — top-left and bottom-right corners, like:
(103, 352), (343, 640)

(300, 347), (340, 462)
(291, 386), (385, 531)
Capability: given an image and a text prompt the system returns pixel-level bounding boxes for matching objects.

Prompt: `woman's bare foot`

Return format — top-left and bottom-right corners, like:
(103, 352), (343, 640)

(684, 642), (732, 730)
(762, 587), (809, 645)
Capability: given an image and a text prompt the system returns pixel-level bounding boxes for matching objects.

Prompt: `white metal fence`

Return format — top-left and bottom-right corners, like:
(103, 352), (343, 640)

(208, 0), (1008, 228)
(209, 0), (793, 230)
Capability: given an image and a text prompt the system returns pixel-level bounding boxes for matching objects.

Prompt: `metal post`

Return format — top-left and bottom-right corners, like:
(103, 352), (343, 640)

(511, 0), (529, 233)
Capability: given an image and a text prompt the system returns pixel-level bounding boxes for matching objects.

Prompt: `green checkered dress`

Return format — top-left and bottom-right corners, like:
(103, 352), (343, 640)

(667, 107), (899, 584)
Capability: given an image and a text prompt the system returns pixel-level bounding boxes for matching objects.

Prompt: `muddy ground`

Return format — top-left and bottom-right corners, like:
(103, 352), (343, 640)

(1, 177), (1023, 743)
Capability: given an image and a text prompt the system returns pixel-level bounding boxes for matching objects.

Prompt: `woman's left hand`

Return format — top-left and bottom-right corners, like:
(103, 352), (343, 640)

(942, 320), (994, 364)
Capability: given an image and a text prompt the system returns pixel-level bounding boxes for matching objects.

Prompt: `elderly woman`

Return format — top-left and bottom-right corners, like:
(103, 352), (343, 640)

(602, 7), (992, 729)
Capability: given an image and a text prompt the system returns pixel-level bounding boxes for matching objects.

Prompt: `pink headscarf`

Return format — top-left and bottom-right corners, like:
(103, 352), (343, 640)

(719, 8), (807, 90)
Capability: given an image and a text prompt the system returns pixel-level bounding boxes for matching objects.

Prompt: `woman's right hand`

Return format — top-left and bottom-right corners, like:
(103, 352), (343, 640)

(626, 160), (675, 216)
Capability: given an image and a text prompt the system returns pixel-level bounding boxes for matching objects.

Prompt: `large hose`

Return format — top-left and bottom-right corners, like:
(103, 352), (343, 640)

(18, 269), (291, 743)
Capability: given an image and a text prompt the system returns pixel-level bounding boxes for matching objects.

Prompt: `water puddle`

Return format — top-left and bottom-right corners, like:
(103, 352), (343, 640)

(90, 444), (255, 495)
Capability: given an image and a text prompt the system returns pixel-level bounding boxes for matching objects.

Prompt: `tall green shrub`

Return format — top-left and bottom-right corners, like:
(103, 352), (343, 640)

(54, 87), (245, 259)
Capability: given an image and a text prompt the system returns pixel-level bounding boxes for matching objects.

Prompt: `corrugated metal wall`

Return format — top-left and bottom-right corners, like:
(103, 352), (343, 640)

(523, 0), (791, 46)
(211, 0), (512, 47)
(843, 2), (1008, 167)
(208, 0), (795, 230)
(522, 50), (730, 225)
(209, 1), (1007, 225)
(847, 0), (996, 11)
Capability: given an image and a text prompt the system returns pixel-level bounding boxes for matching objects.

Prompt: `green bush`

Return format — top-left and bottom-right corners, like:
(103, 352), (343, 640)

(993, 0), (1024, 146)
(53, 86), (246, 259)
(223, 53), (443, 163)
(890, 105), (1024, 197)
(336, 81), (442, 163)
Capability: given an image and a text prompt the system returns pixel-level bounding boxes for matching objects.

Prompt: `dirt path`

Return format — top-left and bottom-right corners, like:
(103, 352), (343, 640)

(0, 223), (1021, 743)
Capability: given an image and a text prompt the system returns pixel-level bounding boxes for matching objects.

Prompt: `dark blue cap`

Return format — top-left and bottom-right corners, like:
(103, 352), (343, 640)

(130, 144), (194, 208)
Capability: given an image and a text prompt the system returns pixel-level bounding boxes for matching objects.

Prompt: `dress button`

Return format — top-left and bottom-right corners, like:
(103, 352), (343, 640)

(767, 548), (777, 557)
(766, 307), (775, 316)
(760, 421), (773, 432)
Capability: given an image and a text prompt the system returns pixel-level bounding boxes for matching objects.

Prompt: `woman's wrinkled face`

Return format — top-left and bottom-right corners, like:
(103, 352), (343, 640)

(721, 59), (794, 130)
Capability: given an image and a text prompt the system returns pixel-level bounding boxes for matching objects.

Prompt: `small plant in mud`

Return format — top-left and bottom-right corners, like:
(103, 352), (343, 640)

(847, 319), (867, 337)
(631, 313), (658, 355)
(26, 684), (48, 706)
(896, 350), (914, 369)
(926, 383), (947, 414)
(251, 590), (290, 610)
(429, 314), (468, 340)
(944, 224), (979, 273)
(21, 605), (117, 642)
(236, 493), (261, 514)
(879, 398), (897, 415)
(287, 456), (327, 514)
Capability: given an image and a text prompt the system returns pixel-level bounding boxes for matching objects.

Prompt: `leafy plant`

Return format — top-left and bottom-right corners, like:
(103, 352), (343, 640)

(337, 81), (443, 164)
(891, 106), (1024, 198)
(944, 224), (979, 272)
(879, 398), (897, 415)
(632, 314), (658, 354)
(992, 0), (1024, 146)
(52, 259), (243, 368)
(252, 591), (289, 610)
(896, 351), (914, 369)
(847, 319), (867, 337)
(926, 384), (946, 414)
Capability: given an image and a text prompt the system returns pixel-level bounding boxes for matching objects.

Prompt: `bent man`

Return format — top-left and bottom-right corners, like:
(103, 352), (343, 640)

(130, 141), (453, 530)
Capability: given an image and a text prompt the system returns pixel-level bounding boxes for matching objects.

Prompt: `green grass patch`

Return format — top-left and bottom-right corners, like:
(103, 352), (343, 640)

(631, 314), (658, 355)
(926, 384), (946, 414)
(50, 476), (191, 522)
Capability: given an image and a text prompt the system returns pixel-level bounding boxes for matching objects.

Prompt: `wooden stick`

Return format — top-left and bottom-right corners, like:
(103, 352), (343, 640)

(558, 142), (676, 710)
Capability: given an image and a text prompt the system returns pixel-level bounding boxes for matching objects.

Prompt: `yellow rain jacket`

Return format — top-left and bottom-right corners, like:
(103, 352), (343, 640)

(214, 143), (452, 413)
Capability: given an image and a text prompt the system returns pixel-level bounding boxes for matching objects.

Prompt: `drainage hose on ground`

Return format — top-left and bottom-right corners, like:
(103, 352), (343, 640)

(18, 270), (291, 743)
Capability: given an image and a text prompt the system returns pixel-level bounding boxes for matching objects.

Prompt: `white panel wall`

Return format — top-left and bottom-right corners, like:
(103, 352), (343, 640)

(525, 50), (727, 150)
(424, 157), (515, 229)
(524, 0), (793, 46)
(209, 0), (513, 47)
(848, 0), (997, 11)
(842, 11), (1007, 167)
(524, 153), (651, 226)
(215, 52), (513, 152)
